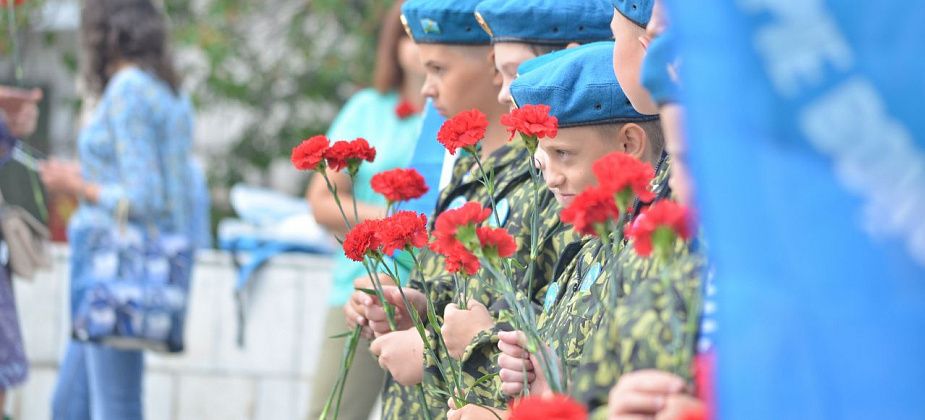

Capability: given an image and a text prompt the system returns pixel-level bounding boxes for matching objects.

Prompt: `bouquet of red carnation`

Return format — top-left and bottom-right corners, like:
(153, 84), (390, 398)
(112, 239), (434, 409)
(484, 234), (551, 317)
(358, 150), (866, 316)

(378, 211), (429, 256)
(291, 135), (330, 171)
(371, 168), (429, 205)
(592, 152), (656, 212)
(437, 109), (488, 155)
(430, 202), (493, 276)
(560, 186), (623, 239)
(626, 200), (693, 258)
(394, 100), (417, 119)
(325, 138), (376, 177)
(342, 219), (383, 262)
(501, 104), (558, 154)
(509, 394), (588, 420)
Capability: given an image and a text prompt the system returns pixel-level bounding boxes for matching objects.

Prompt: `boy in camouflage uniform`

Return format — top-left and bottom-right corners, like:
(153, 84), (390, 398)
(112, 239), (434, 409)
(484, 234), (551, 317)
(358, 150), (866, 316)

(431, 0), (618, 414)
(453, 41), (665, 417)
(572, 2), (711, 418)
(347, 0), (568, 418)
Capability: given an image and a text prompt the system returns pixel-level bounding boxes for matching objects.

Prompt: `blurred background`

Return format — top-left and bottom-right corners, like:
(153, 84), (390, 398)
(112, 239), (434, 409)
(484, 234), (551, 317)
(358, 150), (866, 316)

(1, 0), (392, 234)
(1, 1), (399, 419)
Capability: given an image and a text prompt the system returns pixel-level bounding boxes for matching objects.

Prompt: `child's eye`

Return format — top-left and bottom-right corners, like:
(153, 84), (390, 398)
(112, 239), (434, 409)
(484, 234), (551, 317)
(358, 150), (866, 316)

(555, 149), (570, 158)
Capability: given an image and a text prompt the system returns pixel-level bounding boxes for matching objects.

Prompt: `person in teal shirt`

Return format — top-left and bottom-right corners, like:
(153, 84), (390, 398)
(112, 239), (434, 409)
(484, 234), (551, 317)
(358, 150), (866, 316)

(304, 1), (426, 418)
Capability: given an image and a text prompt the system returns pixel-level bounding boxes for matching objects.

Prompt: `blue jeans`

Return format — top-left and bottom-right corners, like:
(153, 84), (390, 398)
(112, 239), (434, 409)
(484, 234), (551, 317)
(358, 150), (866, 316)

(51, 341), (144, 420)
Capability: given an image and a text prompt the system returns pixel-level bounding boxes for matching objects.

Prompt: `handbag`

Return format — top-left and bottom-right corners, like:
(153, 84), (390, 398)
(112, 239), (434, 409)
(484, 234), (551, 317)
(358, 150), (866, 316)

(71, 200), (194, 353)
(0, 187), (51, 280)
(72, 109), (195, 353)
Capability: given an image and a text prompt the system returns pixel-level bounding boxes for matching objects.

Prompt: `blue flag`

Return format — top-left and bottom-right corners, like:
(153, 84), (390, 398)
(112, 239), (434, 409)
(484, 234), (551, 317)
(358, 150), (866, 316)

(396, 99), (446, 217)
(670, 1), (925, 418)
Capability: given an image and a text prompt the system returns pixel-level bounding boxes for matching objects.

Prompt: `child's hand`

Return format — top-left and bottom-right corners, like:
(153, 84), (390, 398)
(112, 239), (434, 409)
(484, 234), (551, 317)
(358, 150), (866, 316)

(607, 370), (686, 420)
(496, 330), (553, 397)
(655, 394), (705, 420)
(344, 290), (373, 339)
(441, 300), (494, 360)
(447, 399), (508, 420)
(369, 328), (425, 386)
(343, 276), (380, 339)
(365, 285), (427, 336)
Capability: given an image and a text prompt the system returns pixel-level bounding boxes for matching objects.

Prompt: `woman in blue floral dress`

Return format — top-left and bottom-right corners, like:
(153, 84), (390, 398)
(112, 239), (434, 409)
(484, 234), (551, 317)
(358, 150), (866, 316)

(40, 1), (208, 419)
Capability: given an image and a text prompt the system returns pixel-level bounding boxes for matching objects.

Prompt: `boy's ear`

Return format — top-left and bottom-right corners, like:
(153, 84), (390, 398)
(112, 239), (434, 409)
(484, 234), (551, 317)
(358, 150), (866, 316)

(619, 122), (650, 161)
(488, 48), (503, 86)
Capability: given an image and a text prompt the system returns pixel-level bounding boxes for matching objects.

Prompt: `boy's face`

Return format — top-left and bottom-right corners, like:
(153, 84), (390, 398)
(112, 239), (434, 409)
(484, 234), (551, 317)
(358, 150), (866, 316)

(492, 42), (538, 110)
(611, 11), (659, 115)
(661, 104), (693, 206)
(418, 43), (501, 118)
(539, 126), (621, 206)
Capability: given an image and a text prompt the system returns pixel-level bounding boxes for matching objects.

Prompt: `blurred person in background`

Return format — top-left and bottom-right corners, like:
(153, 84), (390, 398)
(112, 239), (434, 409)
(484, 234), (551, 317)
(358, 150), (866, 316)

(39, 1), (208, 418)
(0, 84), (42, 414)
(304, 1), (426, 418)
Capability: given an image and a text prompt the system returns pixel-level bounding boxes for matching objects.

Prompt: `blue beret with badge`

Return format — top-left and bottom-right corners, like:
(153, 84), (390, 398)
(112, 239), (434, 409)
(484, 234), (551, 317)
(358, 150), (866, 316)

(641, 32), (681, 106)
(510, 41), (658, 128)
(401, 0), (491, 45)
(612, 0), (654, 28)
(474, 0), (614, 45)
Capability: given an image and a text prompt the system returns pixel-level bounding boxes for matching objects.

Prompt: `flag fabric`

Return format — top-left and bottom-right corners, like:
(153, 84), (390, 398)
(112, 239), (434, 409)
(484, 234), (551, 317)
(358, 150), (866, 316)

(670, 1), (925, 418)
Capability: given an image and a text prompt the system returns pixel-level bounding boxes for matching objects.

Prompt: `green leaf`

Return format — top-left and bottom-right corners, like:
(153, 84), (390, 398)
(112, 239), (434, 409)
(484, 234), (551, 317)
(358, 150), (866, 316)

(355, 287), (378, 296)
(328, 331), (352, 339)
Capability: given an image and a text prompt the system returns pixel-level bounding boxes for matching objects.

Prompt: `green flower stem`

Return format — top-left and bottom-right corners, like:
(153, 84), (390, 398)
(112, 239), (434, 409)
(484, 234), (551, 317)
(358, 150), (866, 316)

(317, 168), (396, 418)
(471, 152), (502, 229)
(319, 325), (362, 420)
(362, 258), (398, 331)
(320, 170), (353, 230)
(401, 252), (469, 409)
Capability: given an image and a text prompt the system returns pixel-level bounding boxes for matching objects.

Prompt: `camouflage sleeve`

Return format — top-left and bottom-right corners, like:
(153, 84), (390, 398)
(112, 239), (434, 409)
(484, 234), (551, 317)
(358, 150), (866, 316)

(572, 252), (704, 413)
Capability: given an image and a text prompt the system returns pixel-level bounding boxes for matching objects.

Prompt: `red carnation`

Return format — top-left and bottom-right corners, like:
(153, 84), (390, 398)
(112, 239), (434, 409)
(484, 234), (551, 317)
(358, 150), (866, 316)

(342, 219), (383, 262)
(592, 152), (656, 210)
(509, 394), (588, 420)
(476, 227), (517, 259)
(378, 211), (429, 255)
(560, 186), (622, 237)
(687, 352), (716, 420)
(626, 200), (693, 257)
(501, 104), (559, 142)
(436, 109), (488, 155)
(0, 0), (25, 6)
(371, 168), (429, 203)
(325, 138), (376, 176)
(430, 202), (492, 275)
(434, 241), (481, 276)
(433, 202), (492, 242)
(394, 100), (417, 119)
(291, 135), (330, 171)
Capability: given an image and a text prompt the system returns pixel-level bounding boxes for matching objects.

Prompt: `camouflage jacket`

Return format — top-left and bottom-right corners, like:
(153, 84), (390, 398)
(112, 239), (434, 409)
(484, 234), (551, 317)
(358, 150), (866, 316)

(572, 240), (705, 420)
(527, 154), (674, 393)
(381, 143), (561, 419)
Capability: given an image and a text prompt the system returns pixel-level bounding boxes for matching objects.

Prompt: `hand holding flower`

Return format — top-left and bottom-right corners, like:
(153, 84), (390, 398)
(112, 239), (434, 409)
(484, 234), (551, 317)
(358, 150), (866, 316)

(370, 328), (425, 386)
(441, 300), (495, 360)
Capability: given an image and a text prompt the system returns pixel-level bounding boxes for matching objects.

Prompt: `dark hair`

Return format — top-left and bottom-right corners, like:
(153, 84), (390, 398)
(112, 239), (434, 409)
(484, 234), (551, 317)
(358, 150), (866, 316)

(372, 0), (410, 93)
(80, 0), (180, 95)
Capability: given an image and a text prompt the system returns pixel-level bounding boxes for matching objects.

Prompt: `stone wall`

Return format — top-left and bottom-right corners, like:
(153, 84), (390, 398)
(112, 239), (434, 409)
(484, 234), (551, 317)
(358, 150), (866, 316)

(3, 246), (368, 420)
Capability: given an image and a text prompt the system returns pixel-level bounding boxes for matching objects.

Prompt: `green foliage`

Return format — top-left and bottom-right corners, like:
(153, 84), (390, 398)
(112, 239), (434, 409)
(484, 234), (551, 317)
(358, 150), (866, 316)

(163, 0), (394, 196)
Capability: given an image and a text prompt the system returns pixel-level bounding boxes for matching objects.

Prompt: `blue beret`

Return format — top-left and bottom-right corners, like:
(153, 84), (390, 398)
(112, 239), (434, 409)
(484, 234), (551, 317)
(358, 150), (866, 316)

(511, 42), (657, 128)
(401, 0), (491, 45)
(612, 0), (654, 28)
(474, 0), (614, 45)
(641, 32), (680, 105)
